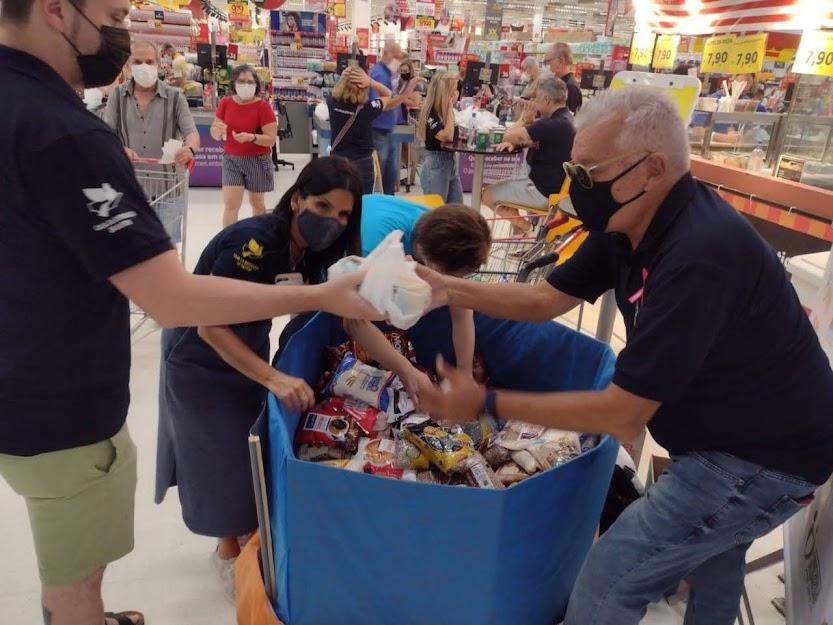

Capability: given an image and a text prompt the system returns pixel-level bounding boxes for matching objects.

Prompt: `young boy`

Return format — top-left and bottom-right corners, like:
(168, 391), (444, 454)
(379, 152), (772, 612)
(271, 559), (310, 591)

(346, 201), (491, 400)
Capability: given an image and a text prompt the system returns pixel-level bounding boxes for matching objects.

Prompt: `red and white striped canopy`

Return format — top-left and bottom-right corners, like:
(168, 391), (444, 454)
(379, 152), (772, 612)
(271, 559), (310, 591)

(638, 0), (833, 34)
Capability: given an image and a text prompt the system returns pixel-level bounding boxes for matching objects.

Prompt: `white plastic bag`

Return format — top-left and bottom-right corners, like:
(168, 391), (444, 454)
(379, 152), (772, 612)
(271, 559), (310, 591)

(328, 231), (431, 330)
(159, 138), (184, 164)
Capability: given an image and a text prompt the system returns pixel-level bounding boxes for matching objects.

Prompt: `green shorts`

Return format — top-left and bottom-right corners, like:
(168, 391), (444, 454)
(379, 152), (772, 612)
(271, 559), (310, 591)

(0, 425), (137, 586)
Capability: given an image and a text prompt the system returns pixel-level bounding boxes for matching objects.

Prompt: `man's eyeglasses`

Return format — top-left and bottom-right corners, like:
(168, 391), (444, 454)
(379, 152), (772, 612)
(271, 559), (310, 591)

(562, 152), (641, 189)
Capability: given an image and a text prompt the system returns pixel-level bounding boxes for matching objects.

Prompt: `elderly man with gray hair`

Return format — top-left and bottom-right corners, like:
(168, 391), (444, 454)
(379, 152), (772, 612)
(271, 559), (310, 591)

(482, 75), (574, 231)
(520, 55), (543, 100)
(417, 86), (833, 625)
(104, 40), (199, 243)
(545, 41), (582, 113)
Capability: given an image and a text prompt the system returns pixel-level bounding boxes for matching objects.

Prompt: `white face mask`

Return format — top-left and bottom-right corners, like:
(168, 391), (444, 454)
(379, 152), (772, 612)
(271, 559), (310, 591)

(132, 64), (158, 88)
(236, 83), (257, 100)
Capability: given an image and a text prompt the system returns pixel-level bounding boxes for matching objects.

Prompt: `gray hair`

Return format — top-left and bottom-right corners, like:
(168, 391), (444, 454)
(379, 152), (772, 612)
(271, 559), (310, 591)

(575, 86), (690, 176)
(536, 76), (568, 104)
(521, 56), (539, 72)
(132, 39), (160, 64)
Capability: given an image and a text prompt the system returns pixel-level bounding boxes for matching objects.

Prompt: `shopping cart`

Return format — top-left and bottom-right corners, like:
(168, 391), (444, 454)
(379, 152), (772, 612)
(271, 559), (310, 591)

(473, 209), (586, 285)
(131, 160), (192, 336)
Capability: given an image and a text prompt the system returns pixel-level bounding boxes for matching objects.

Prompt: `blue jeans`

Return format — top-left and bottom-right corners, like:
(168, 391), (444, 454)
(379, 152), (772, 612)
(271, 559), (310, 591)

(419, 150), (464, 204)
(372, 129), (400, 195)
(566, 451), (818, 625)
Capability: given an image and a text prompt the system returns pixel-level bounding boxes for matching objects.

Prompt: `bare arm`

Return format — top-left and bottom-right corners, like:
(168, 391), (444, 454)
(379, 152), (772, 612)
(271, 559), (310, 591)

(435, 105), (456, 143)
(419, 359), (660, 443)
(110, 250), (382, 328)
(252, 122), (278, 148)
(183, 130), (200, 152)
(197, 325), (314, 411)
(505, 122), (532, 147)
(418, 266), (580, 323)
(343, 319), (415, 377)
(450, 306), (475, 374)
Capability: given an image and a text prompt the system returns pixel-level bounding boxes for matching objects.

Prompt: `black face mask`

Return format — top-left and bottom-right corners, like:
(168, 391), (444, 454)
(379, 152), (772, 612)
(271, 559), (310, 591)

(400, 73), (412, 83)
(567, 154), (650, 233)
(62, 1), (132, 88)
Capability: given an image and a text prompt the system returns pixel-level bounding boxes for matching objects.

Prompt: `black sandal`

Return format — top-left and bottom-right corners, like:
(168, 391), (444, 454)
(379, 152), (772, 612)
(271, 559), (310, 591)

(105, 611), (145, 625)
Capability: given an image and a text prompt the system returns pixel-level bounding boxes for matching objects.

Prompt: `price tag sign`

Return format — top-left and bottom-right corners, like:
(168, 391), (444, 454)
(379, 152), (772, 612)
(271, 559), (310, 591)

(728, 33), (767, 73)
(701, 35), (736, 73)
(415, 15), (436, 31)
(794, 29), (833, 77)
(629, 31), (656, 67)
(652, 34), (680, 70)
(228, 0), (251, 23)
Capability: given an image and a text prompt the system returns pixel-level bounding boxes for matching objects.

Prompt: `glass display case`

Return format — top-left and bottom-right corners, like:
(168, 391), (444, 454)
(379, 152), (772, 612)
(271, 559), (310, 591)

(689, 76), (833, 190)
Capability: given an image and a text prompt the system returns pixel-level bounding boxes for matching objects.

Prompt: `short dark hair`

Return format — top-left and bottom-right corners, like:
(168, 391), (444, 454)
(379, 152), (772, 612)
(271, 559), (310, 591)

(230, 64), (262, 95)
(0, 0), (71, 23)
(412, 204), (491, 276)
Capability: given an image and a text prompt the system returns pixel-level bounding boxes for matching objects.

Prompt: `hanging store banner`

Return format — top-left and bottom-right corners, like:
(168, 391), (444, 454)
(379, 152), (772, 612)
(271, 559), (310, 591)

(700, 34), (736, 73)
(628, 31), (656, 66)
(640, 0), (833, 35)
(604, 0), (619, 38)
(484, 0), (503, 41)
(794, 29), (833, 78)
(652, 33), (679, 69)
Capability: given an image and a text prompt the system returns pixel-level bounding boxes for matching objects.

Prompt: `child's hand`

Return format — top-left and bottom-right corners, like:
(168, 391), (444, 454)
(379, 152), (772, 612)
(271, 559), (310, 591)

(400, 367), (433, 405)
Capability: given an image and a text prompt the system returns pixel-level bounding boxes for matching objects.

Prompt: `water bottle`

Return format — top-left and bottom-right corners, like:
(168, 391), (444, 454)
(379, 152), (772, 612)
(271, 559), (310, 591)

(467, 110), (477, 149)
(505, 106), (514, 125)
(747, 143), (765, 172)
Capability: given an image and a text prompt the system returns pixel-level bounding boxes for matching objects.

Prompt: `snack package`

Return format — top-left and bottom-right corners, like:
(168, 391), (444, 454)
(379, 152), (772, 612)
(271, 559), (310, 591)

(481, 438), (513, 468)
(295, 402), (361, 455)
(496, 461), (528, 486)
(511, 449), (539, 474)
(393, 438), (431, 471)
(297, 444), (353, 462)
(404, 425), (474, 473)
(363, 438), (403, 479)
(453, 452), (505, 489)
(335, 397), (380, 435)
(526, 432), (582, 471)
(325, 331), (417, 372)
(358, 231), (431, 330)
(492, 421), (547, 451)
(326, 353), (396, 409)
(456, 416), (500, 451)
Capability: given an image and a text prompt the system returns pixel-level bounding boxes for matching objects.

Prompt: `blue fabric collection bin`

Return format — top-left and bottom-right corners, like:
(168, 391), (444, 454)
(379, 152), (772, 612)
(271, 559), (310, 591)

(267, 309), (619, 625)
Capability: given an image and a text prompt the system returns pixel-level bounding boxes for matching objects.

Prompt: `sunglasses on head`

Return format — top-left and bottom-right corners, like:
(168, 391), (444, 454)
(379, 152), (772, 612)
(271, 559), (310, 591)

(562, 152), (648, 189)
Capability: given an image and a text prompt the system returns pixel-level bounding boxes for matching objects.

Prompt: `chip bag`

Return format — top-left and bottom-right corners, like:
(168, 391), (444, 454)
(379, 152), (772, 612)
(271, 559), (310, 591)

(403, 425), (474, 474)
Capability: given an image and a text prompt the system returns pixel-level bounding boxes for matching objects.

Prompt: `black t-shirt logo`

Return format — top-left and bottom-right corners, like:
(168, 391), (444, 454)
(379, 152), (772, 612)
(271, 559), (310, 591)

(83, 184), (124, 218)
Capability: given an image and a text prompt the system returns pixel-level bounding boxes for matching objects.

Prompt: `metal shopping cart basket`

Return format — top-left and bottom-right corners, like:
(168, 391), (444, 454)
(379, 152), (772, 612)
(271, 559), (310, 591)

(130, 161), (192, 335)
(474, 209), (587, 286)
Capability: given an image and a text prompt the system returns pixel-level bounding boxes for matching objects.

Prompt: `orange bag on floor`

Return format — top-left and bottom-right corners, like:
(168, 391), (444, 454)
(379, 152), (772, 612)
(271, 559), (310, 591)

(235, 533), (283, 625)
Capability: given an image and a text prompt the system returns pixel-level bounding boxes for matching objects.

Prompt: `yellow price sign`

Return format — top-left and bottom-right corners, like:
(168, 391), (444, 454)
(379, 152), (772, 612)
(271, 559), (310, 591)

(415, 15), (436, 30)
(228, 0), (251, 23)
(629, 31), (656, 67)
(794, 30), (833, 77)
(701, 35), (736, 73)
(653, 34), (680, 70)
(728, 33), (767, 73)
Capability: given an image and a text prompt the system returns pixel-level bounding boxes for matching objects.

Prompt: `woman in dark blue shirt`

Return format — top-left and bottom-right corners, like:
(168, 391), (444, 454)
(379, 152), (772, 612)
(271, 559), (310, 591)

(155, 157), (363, 597)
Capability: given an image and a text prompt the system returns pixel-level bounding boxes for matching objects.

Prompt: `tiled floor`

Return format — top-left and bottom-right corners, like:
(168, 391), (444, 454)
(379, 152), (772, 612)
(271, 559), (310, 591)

(0, 155), (788, 624)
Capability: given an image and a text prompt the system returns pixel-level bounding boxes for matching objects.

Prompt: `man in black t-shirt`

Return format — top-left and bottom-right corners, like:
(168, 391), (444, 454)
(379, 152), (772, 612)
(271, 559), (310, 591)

(545, 42), (582, 114)
(482, 76), (574, 233)
(0, 2), (380, 623)
(417, 87), (833, 625)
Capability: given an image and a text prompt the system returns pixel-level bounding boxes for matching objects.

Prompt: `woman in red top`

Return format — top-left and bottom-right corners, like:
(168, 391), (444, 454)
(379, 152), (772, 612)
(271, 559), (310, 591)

(211, 65), (278, 227)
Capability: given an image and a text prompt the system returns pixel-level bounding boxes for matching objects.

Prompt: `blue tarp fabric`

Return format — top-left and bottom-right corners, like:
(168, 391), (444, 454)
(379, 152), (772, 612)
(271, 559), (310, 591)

(267, 309), (619, 625)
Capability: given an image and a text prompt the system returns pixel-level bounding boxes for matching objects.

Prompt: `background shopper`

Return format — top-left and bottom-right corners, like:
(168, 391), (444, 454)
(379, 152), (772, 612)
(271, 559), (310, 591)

(104, 39), (199, 242)
(417, 70), (463, 203)
(211, 64), (277, 227)
(0, 2), (381, 622)
(483, 76), (574, 233)
(545, 42), (582, 114)
(520, 56), (543, 100)
(327, 66), (390, 194)
(417, 86), (833, 625)
(370, 40), (408, 195)
(156, 157), (363, 601)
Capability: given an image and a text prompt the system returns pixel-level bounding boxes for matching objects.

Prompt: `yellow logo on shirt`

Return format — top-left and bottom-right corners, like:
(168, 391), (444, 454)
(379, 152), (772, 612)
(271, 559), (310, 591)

(233, 238), (264, 272)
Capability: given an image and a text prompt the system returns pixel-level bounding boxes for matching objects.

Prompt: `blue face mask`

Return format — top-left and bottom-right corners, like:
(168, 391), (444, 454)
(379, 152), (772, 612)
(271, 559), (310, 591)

(297, 207), (346, 252)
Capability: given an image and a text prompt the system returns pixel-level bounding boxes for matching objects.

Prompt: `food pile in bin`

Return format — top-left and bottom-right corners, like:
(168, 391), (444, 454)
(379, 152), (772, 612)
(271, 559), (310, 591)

(294, 329), (599, 488)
